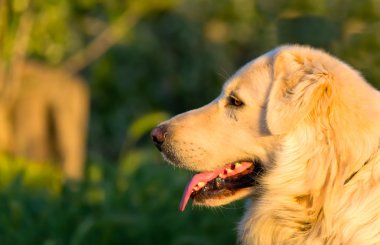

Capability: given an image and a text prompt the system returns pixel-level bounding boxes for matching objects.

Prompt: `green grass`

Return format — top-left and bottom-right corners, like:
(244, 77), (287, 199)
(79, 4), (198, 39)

(0, 151), (245, 245)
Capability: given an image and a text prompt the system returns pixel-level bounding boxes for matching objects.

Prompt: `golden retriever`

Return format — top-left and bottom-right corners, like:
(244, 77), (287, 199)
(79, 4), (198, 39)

(151, 45), (380, 244)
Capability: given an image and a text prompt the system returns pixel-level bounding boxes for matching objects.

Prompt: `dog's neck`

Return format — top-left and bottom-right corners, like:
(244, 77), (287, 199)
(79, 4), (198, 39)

(239, 132), (380, 244)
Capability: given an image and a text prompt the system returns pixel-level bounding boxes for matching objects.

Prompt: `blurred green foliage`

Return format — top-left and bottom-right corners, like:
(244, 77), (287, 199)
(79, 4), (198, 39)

(0, 155), (244, 244)
(2, 0), (380, 244)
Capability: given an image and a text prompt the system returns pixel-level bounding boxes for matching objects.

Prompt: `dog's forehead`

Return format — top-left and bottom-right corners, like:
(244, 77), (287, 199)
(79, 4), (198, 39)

(222, 54), (273, 101)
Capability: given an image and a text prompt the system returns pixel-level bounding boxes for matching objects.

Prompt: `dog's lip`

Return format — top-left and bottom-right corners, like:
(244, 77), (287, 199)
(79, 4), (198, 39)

(179, 161), (255, 212)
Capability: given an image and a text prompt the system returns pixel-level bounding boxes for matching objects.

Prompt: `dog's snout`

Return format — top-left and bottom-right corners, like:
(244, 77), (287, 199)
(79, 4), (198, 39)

(151, 125), (167, 151)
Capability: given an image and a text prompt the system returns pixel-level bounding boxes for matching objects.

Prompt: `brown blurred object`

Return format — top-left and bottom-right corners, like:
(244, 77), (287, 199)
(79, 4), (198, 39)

(0, 62), (89, 180)
(0, 0), (173, 180)
(0, 0), (90, 180)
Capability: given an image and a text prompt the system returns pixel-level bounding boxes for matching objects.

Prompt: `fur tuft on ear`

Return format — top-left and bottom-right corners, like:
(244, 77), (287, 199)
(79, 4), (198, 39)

(267, 48), (333, 135)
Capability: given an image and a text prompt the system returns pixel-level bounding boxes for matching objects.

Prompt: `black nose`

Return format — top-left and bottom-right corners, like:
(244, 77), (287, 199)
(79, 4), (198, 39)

(151, 125), (167, 151)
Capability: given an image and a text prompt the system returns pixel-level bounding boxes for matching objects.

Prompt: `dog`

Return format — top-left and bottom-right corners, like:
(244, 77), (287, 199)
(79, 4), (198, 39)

(151, 45), (380, 244)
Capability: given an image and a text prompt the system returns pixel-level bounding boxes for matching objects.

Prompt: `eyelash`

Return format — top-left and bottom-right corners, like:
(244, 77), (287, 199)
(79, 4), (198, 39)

(227, 95), (244, 107)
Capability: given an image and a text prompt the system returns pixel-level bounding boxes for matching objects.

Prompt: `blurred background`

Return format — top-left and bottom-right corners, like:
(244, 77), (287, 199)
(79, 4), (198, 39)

(1, 0), (380, 244)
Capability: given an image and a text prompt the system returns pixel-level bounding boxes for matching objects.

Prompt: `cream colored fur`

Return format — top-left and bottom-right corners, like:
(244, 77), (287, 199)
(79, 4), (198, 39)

(159, 45), (380, 244)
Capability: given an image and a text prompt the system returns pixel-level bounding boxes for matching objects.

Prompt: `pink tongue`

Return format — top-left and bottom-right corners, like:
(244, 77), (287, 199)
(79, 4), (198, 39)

(179, 170), (221, 212)
(179, 162), (253, 212)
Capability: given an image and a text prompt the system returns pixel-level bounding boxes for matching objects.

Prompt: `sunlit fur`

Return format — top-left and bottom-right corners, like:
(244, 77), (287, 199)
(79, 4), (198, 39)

(159, 45), (380, 244)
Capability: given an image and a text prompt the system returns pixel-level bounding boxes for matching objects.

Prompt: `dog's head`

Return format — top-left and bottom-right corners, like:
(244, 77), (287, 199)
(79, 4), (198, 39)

(151, 45), (380, 211)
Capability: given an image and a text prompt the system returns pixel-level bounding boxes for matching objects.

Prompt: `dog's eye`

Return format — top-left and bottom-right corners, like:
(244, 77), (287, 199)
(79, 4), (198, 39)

(228, 95), (244, 107)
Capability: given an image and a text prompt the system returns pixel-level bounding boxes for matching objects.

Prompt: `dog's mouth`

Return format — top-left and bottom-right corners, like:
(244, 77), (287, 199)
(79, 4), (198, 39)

(179, 160), (263, 211)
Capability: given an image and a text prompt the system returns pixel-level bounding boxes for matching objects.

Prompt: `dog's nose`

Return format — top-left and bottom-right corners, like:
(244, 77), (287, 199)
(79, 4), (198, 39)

(151, 125), (167, 151)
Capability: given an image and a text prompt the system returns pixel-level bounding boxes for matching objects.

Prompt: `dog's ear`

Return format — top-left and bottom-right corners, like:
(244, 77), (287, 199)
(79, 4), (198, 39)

(266, 49), (333, 135)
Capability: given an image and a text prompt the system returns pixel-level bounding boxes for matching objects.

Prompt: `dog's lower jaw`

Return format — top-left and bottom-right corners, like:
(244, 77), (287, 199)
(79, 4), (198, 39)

(192, 187), (255, 207)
